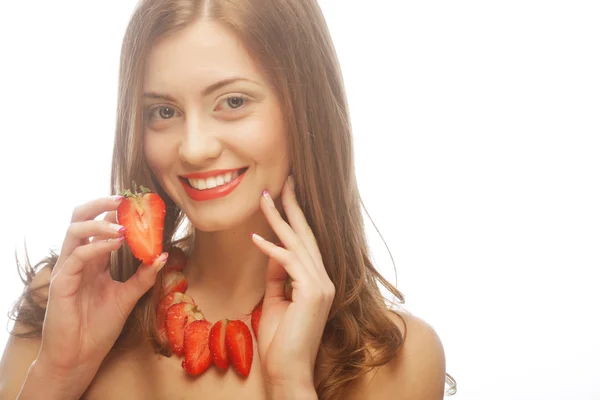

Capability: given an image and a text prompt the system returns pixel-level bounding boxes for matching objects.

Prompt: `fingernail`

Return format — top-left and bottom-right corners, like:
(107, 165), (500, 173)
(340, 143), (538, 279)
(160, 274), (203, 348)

(158, 252), (169, 263)
(110, 223), (126, 233)
(156, 252), (169, 270)
(287, 175), (294, 190)
(110, 195), (124, 202)
(262, 190), (275, 208)
(252, 232), (265, 242)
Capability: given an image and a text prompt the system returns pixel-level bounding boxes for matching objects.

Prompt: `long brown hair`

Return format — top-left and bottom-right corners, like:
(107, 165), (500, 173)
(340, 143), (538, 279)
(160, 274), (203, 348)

(11, 0), (456, 397)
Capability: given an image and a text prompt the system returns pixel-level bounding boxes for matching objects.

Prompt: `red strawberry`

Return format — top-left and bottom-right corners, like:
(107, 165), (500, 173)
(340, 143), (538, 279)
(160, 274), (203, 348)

(226, 320), (253, 377)
(163, 270), (188, 295)
(251, 299), (262, 339)
(165, 246), (187, 272)
(209, 319), (230, 370)
(116, 183), (166, 265)
(166, 302), (205, 356)
(156, 292), (195, 347)
(182, 320), (213, 375)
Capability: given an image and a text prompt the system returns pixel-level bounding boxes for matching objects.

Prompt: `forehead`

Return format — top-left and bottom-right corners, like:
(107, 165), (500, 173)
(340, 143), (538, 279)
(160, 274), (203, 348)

(143, 19), (263, 90)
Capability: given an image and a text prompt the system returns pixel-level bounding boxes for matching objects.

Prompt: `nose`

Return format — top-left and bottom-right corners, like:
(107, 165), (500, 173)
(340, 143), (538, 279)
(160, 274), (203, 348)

(178, 116), (223, 166)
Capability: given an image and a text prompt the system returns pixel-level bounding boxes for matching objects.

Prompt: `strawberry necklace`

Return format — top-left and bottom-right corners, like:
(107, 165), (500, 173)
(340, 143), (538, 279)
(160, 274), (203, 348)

(155, 246), (264, 378)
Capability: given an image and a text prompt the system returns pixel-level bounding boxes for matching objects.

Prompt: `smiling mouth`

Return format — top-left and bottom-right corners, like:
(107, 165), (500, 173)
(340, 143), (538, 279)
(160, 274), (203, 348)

(183, 167), (248, 191)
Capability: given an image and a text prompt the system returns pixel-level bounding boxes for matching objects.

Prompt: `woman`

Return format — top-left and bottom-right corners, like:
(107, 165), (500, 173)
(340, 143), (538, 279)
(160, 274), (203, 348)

(0, 0), (456, 398)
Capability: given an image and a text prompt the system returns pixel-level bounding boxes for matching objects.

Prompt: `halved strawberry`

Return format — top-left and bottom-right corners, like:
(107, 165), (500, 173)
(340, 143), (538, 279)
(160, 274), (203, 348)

(226, 320), (253, 377)
(165, 246), (187, 272)
(166, 302), (205, 356)
(209, 319), (230, 370)
(182, 320), (213, 376)
(163, 270), (188, 295)
(116, 183), (166, 265)
(251, 299), (262, 340)
(156, 292), (195, 347)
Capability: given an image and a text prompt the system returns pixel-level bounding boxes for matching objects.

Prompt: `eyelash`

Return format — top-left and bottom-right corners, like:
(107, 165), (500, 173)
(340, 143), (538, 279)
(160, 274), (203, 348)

(144, 94), (250, 122)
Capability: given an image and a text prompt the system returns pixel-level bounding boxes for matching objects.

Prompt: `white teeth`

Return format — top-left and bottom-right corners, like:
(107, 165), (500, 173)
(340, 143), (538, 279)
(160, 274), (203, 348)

(206, 177), (217, 189)
(189, 178), (207, 190)
(187, 169), (244, 191)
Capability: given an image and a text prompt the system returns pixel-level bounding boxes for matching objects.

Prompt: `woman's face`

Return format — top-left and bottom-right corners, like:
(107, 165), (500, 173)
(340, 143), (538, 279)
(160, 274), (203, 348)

(142, 19), (290, 232)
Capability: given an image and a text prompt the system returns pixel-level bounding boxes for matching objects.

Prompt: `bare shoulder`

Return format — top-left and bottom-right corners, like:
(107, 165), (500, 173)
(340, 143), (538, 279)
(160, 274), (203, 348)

(0, 265), (51, 398)
(347, 310), (447, 400)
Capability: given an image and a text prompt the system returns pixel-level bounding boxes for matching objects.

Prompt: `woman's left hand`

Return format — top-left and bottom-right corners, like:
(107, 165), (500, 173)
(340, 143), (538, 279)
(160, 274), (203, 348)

(251, 176), (335, 398)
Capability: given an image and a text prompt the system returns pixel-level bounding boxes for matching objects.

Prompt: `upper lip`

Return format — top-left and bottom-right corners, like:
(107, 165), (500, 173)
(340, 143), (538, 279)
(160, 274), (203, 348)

(181, 167), (246, 180)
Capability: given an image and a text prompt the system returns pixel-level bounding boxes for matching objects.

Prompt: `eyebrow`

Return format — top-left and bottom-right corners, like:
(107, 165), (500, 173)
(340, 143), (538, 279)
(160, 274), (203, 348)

(143, 77), (259, 101)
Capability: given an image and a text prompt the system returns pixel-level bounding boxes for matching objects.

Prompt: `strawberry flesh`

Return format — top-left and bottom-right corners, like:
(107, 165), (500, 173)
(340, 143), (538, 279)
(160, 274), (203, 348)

(182, 320), (213, 376)
(166, 302), (204, 356)
(156, 292), (195, 347)
(163, 270), (188, 295)
(226, 320), (253, 377)
(117, 186), (166, 265)
(209, 319), (230, 370)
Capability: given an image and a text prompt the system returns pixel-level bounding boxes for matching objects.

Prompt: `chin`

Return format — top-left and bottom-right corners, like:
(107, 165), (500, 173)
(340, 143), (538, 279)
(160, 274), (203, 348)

(185, 206), (257, 233)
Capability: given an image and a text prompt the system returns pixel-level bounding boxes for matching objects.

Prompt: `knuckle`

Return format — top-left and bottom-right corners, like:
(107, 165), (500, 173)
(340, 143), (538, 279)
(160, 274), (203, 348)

(66, 222), (78, 236)
(70, 205), (85, 222)
(325, 282), (336, 299)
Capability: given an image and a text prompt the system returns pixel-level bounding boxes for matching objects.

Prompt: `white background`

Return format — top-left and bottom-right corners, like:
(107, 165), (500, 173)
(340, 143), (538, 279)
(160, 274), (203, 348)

(1, 1), (599, 398)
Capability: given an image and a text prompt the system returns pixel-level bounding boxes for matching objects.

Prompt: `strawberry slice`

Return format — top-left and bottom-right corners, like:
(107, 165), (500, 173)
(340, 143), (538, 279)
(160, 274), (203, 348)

(163, 270), (188, 295)
(156, 292), (195, 347)
(182, 320), (213, 375)
(209, 319), (230, 370)
(251, 299), (262, 340)
(116, 183), (166, 265)
(226, 320), (253, 377)
(165, 246), (187, 272)
(166, 302), (205, 356)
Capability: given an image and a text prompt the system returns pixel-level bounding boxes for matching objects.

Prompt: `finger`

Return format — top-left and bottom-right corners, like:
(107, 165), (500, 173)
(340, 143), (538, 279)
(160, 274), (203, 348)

(118, 252), (169, 313)
(90, 212), (120, 244)
(260, 190), (317, 278)
(70, 196), (124, 223)
(103, 211), (118, 224)
(263, 257), (288, 301)
(66, 220), (126, 240)
(280, 176), (323, 266)
(57, 196), (124, 273)
(55, 237), (125, 281)
(251, 233), (313, 283)
(55, 220), (125, 275)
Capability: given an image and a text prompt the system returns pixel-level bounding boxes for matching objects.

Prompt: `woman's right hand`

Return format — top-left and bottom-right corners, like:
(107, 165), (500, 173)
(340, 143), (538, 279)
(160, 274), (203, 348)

(35, 195), (168, 390)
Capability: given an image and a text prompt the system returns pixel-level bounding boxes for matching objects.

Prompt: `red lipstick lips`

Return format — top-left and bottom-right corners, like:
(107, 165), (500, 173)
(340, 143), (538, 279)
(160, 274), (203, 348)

(180, 167), (247, 201)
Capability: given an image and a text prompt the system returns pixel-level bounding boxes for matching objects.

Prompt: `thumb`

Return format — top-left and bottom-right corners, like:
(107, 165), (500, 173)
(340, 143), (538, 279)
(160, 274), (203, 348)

(118, 252), (169, 313)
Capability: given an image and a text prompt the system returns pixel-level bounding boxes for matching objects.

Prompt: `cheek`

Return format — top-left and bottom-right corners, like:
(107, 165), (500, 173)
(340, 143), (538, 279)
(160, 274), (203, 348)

(143, 133), (176, 175)
(240, 105), (289, 167)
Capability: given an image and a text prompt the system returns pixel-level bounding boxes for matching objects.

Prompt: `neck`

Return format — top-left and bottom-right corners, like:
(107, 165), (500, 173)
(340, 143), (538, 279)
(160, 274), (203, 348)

(184, 205), (281, 318)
